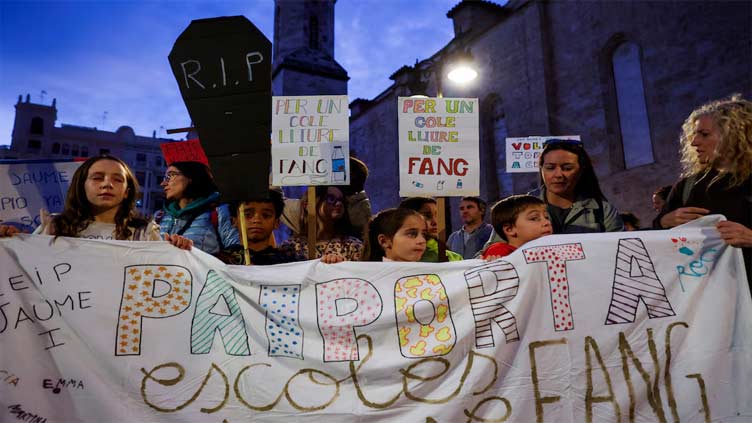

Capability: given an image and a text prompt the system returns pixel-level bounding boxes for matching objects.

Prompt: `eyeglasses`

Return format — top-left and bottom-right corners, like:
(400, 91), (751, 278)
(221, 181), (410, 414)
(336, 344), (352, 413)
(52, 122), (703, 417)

(542, 138), (583, 147)
(324, 194), (344, 205)
(161, 171), (182, 183)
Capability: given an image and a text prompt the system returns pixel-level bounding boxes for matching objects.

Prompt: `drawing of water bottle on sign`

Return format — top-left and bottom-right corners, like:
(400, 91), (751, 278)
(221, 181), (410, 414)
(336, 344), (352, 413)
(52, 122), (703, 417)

(271, 95), (350, 186)
(397, 97), (480, 196)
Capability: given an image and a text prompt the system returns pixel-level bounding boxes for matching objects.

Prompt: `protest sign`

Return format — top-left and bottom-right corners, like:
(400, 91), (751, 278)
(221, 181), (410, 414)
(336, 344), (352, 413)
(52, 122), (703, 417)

(168, 16), (272, 202)
(0, 159), (82, 231)
(1, 216), (750, 422)
(505, 135), (581, 173)
(399, 97), (479, 196)
(160, 139), (209, 166)
(271, 95), (350, 186)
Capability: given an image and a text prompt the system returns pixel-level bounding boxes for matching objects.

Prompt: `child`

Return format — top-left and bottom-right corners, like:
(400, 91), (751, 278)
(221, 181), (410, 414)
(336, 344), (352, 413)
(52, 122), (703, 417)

(398, 197), (462, 262)
(482, 195), (553, 259)
(219, 190), (305, 265)
(361, 208), (427, 262)
(0, 155), (192, 249)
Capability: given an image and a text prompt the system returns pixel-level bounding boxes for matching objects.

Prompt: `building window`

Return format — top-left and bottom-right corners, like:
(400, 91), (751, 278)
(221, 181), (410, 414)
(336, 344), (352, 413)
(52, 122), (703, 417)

(100, 148), (110, 155)
(309, 16), (319, 50)
(136, 153), (146, 164)
(136, 171), (146, 187)
(612, 42), (653, 168)
(30, 117), (44, 135)
(52, 142), (60, 154)
(154, 156), (162, 167)
(71, 145), (79, 156)
(27, 139), (42, 150)
(61, 144), (70, 155)
(81, 146), (89, 157)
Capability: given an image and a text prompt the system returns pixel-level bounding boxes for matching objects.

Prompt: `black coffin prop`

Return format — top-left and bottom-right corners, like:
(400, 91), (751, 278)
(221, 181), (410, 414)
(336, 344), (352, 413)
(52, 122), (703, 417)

(168, 16), (271, 202)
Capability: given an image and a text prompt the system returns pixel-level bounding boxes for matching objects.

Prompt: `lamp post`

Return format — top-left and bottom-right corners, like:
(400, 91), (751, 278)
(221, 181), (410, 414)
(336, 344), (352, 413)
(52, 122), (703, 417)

(410, 50), (478, 241)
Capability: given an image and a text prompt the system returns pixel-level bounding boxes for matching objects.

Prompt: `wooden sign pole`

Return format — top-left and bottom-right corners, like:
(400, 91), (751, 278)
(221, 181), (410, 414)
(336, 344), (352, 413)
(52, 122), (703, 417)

(437, 197), (446, 242)
(307, 188), (317, 260)
(238, 203), (251, 265)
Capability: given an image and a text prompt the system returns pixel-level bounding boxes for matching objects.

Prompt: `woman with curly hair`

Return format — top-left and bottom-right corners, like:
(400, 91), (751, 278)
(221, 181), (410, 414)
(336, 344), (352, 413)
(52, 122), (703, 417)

(654, 95), (752, 283)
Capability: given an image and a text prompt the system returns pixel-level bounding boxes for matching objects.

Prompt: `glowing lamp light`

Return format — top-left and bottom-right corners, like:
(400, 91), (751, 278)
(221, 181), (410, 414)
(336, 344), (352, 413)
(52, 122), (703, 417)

(447, 65), (478, 84)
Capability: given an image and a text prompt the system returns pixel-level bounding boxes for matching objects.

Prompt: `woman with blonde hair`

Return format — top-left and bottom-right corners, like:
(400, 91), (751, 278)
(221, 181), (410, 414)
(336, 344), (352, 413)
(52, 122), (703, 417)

(654, 95), (752, 284)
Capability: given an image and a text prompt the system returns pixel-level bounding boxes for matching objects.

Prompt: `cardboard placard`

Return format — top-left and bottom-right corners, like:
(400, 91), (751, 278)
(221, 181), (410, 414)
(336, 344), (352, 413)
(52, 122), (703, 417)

(168, 16), (272, 202)
(505, 135), (581, 173)
(160, 139), (209, 166)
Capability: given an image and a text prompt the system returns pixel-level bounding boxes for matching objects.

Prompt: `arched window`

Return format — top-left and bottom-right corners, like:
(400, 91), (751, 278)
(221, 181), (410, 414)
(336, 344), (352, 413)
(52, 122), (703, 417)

(612, 42), (653, 168)
(52, 142), (60, 154)
(30, 117), (44, 134)
(309, 16), (319, 50)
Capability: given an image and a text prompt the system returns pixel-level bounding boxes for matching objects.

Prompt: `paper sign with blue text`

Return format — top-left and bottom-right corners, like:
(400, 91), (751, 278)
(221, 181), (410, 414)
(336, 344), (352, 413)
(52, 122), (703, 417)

(272, 95), (349, 186)
(0, 160), (82, 231)
(505, 135), (581, 173)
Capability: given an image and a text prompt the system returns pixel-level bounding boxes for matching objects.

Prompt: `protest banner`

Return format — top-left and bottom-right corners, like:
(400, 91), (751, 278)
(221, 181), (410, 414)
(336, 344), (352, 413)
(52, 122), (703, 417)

(505, 135), (581, 173)
(271, 95), (350, 186)
(160, 139), (209, 166)
(0, 159), (82, 231)
(398, 97), (479, 197)
(1, 216), (750, 422)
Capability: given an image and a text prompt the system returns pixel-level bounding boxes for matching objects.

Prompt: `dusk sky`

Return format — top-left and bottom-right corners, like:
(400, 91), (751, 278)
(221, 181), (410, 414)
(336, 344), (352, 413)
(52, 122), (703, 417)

(0, 0), (461, 146)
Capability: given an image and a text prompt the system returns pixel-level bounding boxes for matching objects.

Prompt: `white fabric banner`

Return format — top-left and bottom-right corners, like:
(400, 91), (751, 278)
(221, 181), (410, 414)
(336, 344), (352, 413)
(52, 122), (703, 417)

(1, 216), (750, 422)
(271, 95), (349, 186)
(398, 97), (479, 196)
(0, 160), (82, 231)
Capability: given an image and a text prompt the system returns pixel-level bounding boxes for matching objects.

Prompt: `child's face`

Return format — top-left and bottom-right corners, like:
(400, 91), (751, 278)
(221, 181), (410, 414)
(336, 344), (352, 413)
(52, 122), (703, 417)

(504, 204), (553, 247)
(236, 201), (279, 244)
(418, 202), (439, 236)
(380, 215), (427, 262)
(85, 159), (129, 215)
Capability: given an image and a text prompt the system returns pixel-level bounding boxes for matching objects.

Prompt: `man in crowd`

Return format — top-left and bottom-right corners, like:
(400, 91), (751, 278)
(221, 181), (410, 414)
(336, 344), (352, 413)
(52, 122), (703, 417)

(447, 196), (495, 259)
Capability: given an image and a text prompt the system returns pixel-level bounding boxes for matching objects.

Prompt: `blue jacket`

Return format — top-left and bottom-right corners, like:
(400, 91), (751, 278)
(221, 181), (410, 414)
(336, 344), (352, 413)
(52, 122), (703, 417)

(447, 222), (494, 259)
(159, 192), (239, 255)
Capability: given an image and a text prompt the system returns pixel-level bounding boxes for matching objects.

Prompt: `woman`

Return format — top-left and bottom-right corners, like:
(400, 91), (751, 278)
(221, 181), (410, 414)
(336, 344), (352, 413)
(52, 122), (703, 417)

(159, 161), (239, 254)
(653, 96), (752, 283)
(279, 185), (362, 261)
(533, 139), (624, 233)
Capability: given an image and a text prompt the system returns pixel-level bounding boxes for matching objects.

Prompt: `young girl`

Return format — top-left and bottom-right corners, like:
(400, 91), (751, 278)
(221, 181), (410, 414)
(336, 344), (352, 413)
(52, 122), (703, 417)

(361, 208), (427, 262)
(1, 155), (191, 249)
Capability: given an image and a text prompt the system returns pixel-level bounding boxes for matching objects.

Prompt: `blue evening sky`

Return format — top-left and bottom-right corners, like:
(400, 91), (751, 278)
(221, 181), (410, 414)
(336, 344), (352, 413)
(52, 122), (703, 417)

(0, 0), (460, 146)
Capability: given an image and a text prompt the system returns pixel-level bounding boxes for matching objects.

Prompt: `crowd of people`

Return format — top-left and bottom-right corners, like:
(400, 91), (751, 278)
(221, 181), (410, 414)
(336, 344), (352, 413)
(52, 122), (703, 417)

(1, 95), (750, 287)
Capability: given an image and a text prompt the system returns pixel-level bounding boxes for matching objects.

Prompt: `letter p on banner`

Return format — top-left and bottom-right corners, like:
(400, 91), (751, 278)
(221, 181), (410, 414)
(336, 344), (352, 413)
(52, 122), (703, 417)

(316, 279), (383, 362)
(115, 265), (193, 355)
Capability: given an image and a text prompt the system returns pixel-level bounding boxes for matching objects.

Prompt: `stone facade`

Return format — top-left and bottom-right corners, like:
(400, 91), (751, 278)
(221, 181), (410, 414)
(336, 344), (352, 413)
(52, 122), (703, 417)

(3, 94), (175, 215)
(350, 0), (752, 231)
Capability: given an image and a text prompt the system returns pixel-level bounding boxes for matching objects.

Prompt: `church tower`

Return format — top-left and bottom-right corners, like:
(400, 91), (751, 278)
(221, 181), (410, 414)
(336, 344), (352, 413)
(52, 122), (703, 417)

(272, 0), (348, 96)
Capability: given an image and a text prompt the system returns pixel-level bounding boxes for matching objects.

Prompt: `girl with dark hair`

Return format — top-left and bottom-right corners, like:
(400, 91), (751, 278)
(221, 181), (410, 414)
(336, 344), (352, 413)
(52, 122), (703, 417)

(398, 196), (463, 262)
(159, 161), (239, 254)
(361, 208), (427, 262)
(0, 155), (191, 249)
(279, 185), (362, 262)
(533, 139), (624, 233)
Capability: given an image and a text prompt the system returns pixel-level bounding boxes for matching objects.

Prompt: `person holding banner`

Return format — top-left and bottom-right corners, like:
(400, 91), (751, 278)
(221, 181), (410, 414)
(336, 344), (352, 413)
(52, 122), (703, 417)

(654, 95), (752, 284)
(361, 208), (427, 262)
(0, 155), (191, 248)
(279, 185), (362, 262)
(159, 161), (239, 254)
(533, 139), (624, 234)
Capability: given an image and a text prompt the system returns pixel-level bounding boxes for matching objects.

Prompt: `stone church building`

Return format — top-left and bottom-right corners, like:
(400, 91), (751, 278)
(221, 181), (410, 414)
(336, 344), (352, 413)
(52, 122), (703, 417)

(274, 0), (751, 229)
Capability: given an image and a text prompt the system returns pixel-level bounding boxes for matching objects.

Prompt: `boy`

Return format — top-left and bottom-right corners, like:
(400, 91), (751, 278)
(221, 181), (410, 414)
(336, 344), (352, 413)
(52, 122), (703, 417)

(482, 195), (553, 258)
(219, 190), (305, 265)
